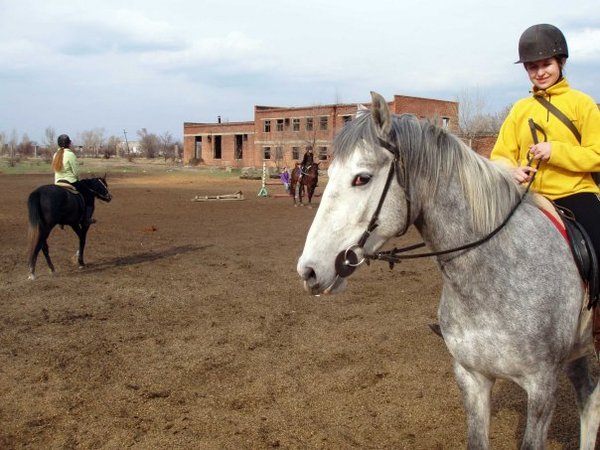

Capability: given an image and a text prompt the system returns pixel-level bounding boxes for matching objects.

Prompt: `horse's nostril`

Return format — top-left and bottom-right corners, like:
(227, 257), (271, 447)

(300, 266), (316, 282)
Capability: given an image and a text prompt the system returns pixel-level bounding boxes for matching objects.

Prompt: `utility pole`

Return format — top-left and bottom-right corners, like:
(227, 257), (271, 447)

(123, 129), (130, 159)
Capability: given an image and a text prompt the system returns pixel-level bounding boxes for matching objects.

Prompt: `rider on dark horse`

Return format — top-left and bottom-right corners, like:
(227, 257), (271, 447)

(51, 134), (96, 226)
(299, 147), (314, 180)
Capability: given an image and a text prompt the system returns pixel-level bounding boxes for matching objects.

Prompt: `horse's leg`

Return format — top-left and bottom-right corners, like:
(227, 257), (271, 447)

(41, 240), (55, 274)
(291, 180), (297, 205)
(71, 225), (88, 268)
(580, 381), (600, 449)
(520, 375), (558, 449)
(308, 185), (316, 204)
(453, 361), (494, 449)
(27, 235), (44, 280)
(566, 357), (600, 449)
(28, 226), (54, 280)
(566, 357), (594, 412)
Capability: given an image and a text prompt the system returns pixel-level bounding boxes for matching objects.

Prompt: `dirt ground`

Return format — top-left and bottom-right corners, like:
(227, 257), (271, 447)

(0, 170), (590, 449)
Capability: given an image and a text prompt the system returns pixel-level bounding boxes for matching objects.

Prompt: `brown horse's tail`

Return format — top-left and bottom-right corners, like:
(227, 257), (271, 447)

(26, 190), (42, 261)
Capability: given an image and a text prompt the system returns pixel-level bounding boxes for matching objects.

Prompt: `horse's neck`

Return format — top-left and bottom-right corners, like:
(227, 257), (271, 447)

(413, 176), (475, 251)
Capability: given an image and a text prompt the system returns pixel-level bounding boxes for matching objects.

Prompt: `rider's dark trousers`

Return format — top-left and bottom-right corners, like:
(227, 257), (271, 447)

(554, 192), (600, 264)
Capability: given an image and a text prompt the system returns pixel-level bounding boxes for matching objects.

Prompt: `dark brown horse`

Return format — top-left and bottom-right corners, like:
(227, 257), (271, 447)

(290, 163), (319, 206)
(26, 176), (112, 280)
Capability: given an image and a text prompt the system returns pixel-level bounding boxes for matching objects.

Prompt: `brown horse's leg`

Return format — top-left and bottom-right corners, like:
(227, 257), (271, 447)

(307, 185), (315, 204)
(291, 179), (297, 205)
(299, 181), (304, 205)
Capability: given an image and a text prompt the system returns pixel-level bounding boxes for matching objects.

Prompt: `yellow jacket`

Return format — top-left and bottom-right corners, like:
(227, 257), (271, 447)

(491, 78), (600, 200)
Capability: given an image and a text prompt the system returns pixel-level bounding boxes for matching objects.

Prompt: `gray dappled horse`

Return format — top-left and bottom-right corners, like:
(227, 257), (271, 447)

(297, 92), (600, 449)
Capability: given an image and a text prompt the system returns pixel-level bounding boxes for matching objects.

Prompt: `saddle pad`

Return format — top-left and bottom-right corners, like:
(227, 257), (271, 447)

(55, 181), (79, 194)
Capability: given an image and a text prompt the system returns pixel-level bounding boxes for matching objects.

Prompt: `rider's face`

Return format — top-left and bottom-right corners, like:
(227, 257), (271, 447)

(524, 57), (562, 90)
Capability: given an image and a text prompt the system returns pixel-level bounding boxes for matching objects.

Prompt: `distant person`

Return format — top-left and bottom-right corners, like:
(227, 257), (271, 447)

(301, 148), (314, 174)
(280, 167), (290, 193)
(52, 134), (96, 226)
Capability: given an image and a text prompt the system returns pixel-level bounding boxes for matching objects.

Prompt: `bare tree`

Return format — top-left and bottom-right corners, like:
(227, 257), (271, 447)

(0, 132), (6, 157)
(137, 128), (161, 159)
(454, 88), (510, 144)
(17, 133), (34, 157)
(105, 135), (120, 159)
(7, 129), (18, 166)
(44, 127), (56, 152)
(79, 128), (105, 157)
(160, 131), (174, 161)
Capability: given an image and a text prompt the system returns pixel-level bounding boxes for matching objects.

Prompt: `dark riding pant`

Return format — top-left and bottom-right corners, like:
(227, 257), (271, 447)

(71, 181), (95, 224)
(554, 192), (600, 265)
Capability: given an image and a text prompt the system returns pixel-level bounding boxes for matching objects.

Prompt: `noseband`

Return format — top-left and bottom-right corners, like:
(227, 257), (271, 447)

(334, 133), (414, 277)
(334, 130), (537, 278)
(87, 178), (111, 201)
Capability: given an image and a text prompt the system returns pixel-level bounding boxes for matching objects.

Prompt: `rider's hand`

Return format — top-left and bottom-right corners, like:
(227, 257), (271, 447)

(513, 165), (537, 184)
(528, 142), (552, 161)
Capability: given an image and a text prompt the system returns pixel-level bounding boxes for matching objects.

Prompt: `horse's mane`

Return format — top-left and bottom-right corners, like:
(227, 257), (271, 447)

(333, 112), (523, 234)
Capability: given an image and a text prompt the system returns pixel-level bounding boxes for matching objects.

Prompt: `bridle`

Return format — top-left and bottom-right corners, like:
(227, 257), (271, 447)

(334, 125), (541, 278)
(86, 178), (112, 201)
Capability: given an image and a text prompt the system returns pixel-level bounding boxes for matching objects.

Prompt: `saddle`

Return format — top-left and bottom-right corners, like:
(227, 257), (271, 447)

(536, 194), (600, 357)
(55, 180), (79, 194)
(557, 207), (600, 310)
(535, 194), (599, 309)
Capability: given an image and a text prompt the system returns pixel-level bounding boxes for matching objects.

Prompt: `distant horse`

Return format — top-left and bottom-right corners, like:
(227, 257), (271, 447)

(27, 176), (112, 280)
(297, 92), (600, 449)
(290, 163), (319, 206)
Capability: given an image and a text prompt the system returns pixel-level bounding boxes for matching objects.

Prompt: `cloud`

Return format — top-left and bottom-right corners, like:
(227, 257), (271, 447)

(569, 28), (600, 61)
(58, 9), (185, 55)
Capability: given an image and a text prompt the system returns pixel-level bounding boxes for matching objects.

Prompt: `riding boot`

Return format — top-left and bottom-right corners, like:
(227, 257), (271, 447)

(83, 206), (96, 226)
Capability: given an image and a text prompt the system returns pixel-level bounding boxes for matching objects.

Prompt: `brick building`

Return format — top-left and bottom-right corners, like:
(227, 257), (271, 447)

(183, 94), (458, 169)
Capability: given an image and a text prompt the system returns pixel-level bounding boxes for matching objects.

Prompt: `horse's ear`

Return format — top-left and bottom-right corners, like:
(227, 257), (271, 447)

(370, 91), (392, 136)
(356, 103), (369, 118)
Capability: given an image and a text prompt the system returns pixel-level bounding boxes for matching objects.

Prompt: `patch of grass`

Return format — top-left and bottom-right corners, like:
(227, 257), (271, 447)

(0, 157), (244, 178)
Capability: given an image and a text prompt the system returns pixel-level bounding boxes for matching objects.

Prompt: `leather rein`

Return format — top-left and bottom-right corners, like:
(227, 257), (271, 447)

(334, 129), (540, 278)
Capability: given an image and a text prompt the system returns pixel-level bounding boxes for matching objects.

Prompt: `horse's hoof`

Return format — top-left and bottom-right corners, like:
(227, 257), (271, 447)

(78, 265), (85, 270)
(27, 274), (36, 281)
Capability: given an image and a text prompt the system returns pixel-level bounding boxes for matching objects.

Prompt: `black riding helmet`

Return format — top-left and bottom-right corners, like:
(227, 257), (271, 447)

(516, 24), (568, 64)
(57, 134), (72, 148)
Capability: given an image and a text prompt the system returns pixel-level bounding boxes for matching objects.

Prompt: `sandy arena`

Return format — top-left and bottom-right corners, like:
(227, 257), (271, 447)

(0, 170), (590, 449)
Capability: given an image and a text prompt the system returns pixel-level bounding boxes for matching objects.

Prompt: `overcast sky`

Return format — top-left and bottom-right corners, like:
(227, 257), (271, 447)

(1, 0), (600, 144)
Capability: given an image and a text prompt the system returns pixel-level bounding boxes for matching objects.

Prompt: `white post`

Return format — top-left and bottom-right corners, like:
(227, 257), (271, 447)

(257, 161), (268, 197)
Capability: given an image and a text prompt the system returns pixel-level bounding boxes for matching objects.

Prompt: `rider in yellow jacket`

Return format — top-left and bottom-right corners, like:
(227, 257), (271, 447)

(491, 24), (600, 294)
(492, 77), (600, 200)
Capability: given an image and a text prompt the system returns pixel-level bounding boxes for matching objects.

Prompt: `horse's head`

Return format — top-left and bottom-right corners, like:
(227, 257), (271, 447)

(85, 174), (112, 202)
(297, 92), (411, 295)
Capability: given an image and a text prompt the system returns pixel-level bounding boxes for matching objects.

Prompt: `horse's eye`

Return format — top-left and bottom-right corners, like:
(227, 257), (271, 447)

(352, 174), (372, 187)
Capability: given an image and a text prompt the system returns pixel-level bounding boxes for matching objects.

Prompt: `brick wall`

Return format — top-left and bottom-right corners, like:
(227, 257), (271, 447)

(183, 95), (459, 168)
